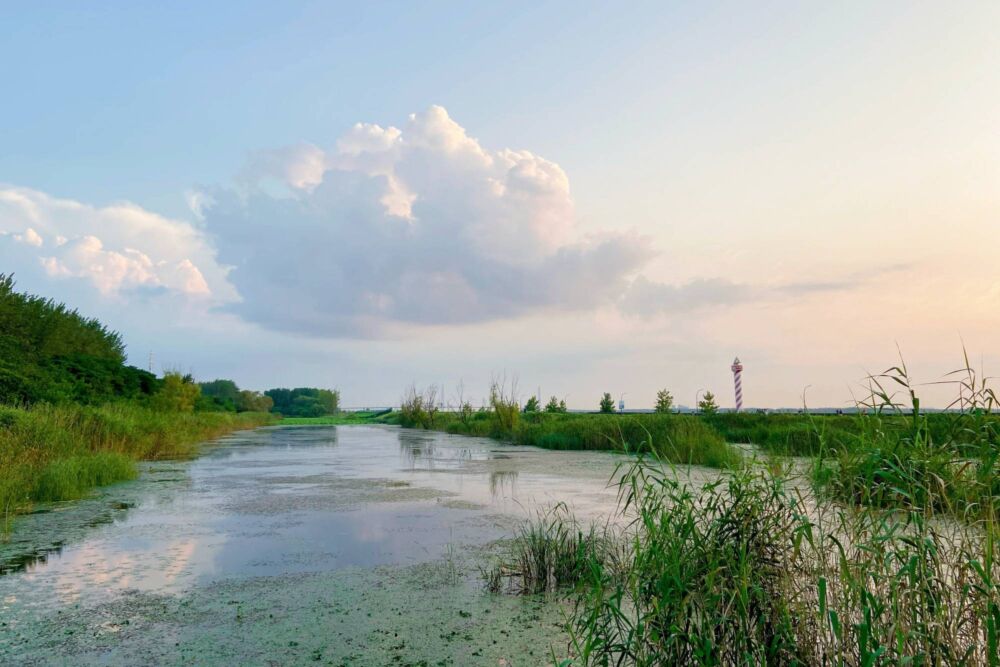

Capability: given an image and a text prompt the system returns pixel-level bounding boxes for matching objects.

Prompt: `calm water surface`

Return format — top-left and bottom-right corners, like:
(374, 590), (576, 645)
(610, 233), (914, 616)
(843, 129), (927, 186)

(4, 425), (705, 664)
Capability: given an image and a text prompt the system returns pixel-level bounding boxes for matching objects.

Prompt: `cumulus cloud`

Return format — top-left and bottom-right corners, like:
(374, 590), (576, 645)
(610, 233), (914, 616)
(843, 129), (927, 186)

(0, 186), (229, 300)
(3, 107), (890, 340)
(200, 105), (652, 336)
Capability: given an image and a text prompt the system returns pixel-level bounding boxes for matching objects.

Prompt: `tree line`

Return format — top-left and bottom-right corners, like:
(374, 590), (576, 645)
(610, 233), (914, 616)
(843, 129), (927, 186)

(0, 274), (338, 416)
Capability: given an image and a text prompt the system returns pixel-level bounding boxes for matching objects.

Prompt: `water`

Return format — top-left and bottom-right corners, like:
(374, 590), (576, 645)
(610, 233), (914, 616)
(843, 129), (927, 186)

(0, 425), (662, 665)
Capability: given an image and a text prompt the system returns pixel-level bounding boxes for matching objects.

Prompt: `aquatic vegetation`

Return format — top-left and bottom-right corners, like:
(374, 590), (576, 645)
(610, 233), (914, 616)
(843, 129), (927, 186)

(814, 355), (1000, 520)
(565, 458), (998, 665)
(481, 504), (616, 595)
(484, 357), (1000, 665)
(0, 402), (273, 534)
(431, 410), (741, 469)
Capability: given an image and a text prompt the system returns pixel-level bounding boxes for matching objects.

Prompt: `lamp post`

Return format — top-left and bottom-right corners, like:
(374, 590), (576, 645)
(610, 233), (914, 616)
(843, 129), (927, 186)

(695, 388), (705, 413)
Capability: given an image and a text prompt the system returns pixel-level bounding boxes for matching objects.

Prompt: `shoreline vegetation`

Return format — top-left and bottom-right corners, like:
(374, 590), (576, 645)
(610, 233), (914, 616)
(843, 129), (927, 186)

(4, 272), (999, 662)
(0, 275), (290, 535)
(1, 404), (273, 533)
(469, 366), (1000, 664)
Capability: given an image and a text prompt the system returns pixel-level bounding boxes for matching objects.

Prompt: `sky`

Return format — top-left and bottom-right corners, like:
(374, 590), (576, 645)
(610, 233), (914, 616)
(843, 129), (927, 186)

(2, 1), (998, 409)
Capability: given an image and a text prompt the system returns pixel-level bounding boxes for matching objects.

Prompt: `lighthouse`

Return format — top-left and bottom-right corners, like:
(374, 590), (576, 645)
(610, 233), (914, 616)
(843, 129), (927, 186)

(731, 357), (744, 412)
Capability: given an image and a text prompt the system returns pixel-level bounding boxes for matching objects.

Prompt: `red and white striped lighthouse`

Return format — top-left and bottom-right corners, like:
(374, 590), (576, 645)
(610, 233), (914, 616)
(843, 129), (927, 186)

(731, 357), (744, 412)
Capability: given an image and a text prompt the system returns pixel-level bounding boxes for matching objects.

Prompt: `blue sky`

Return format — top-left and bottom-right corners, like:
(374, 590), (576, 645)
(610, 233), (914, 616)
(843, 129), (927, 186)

(2, 2), (998, 407)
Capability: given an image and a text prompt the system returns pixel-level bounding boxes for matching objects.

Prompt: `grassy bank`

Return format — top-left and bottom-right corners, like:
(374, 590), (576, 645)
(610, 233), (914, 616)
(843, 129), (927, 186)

(278, 409), (391, 426)
(387, 408), (742, 469)
(0, 402), (273, 533)
(705, 410), (1000, 458)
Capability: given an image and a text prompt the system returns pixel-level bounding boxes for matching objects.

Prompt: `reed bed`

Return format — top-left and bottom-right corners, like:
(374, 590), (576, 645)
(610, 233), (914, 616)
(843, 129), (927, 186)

(483, 358), (1000, 665)
(0, 402), (273, 534)
(393, 385), (741, 469)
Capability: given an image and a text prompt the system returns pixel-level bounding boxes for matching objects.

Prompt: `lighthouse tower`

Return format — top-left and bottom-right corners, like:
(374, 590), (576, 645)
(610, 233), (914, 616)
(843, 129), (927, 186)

(731, 357), (744, 412)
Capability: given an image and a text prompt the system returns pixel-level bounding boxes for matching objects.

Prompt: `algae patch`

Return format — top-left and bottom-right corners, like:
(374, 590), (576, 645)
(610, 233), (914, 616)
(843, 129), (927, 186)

(2, 560), (570, 666)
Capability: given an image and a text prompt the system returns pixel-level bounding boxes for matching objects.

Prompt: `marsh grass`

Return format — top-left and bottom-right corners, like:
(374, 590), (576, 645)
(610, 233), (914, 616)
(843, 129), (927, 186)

(0, 402), (273, 535)
(418, 408), (741, 469)
(814, 354), (1000, 520)
(484, 357), (1000, 665)
(481, 504), (618, 595)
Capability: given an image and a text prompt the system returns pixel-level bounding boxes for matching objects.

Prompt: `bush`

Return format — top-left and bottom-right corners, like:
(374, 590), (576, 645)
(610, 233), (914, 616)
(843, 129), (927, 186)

(152, 372), (200, 412)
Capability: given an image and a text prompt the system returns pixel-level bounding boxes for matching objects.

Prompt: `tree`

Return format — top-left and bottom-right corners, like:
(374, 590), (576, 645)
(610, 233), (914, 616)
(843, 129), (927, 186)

(400, 384), (438, 429)
(265, 387), (341, 416)
(545, 396), (567, 413)
(523, 395), (540, 413)
(655, 389), (674, 414)
(599, 392), (615, 414)
(698, 391), (719, 415)
(199, 379), (240, 411)
(0, 273), (156, 405)
(153, 371), (200, 412)
(237, 389), (274, 413)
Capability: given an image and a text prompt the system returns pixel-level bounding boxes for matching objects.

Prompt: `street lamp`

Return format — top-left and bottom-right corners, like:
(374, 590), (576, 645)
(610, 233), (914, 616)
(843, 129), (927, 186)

(695, 388), (705, 413)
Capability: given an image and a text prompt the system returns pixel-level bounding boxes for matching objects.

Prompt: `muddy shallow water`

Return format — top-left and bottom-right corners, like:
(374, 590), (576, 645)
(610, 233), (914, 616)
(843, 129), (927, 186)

(0, 425), (716, 666)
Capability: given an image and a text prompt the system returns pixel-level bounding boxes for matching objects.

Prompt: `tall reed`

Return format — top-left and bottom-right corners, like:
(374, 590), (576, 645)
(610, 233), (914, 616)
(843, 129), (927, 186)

(483, 357), (1000, 664)
(0, 402), (272, 534)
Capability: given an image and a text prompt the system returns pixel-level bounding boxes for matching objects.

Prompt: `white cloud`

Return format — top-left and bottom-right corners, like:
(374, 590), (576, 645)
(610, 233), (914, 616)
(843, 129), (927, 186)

(13, 227), (43, 247)
(0, 186), (229, 300)
(200, 105), (652, 336)
(2, 107), (887, 345)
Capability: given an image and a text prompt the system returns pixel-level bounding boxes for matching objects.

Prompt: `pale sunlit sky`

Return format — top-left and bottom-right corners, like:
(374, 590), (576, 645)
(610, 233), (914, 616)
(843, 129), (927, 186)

(2, 1), (998, 408)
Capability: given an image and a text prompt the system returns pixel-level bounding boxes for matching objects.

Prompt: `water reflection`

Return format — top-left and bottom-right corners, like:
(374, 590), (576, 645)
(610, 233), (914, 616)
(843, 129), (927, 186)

(1, 500), (137, 576)
(1, 425), (631, 610)
(398, 430), (478, 470)
(489, 470), (518, 500)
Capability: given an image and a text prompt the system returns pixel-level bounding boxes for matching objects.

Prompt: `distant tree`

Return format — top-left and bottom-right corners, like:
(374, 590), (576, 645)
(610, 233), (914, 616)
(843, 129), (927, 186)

(199, 379), (240, 411)
(523, 395), (540, 413)
(400, 384), (438, 429)
(655, 389), (674, 414)
(265, 387), (340, 417)
(544, 396), (567, 413)
(599, 392), (615, 414)
(698, 391), (719, 415)
(153, 371), (200, 412)
(237, 389), (274, 413)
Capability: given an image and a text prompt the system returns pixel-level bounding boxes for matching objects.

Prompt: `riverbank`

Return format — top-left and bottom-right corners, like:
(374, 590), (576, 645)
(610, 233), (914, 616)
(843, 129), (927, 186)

(0, 402), (274, 534)
(379, 410), (742, 469)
